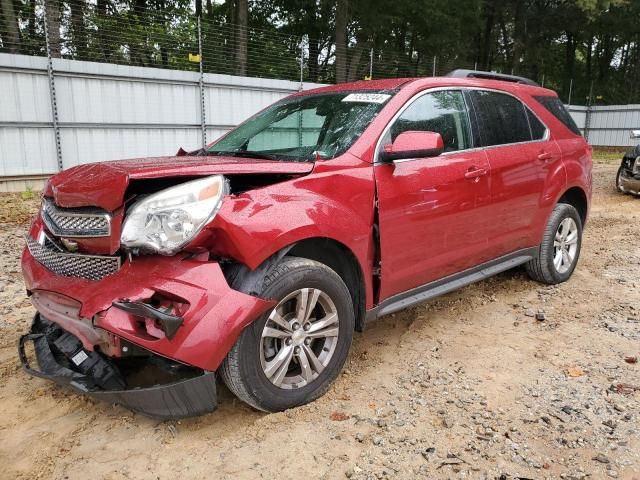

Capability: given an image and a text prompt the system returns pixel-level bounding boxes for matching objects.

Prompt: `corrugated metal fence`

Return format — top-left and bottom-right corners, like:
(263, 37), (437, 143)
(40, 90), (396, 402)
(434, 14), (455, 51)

(1, 53), (639, 191)
(0, 53), (322, 191)
(567, 105), (640, 147)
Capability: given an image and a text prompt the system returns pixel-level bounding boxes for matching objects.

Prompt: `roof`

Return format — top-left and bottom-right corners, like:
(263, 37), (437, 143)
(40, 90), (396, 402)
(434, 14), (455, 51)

(296, 76), (556, 98)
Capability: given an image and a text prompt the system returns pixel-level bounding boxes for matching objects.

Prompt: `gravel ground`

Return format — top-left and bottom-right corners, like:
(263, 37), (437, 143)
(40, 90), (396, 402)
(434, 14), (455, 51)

(0, 162), (638, 480)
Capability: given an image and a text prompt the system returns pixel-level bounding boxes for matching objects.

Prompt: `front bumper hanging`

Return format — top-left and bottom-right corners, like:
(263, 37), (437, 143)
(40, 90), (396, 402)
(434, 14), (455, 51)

(18, 315), (218, 420)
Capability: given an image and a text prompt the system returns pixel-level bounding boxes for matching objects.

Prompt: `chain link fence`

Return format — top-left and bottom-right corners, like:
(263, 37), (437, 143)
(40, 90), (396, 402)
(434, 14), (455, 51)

(2, 0), (637, 107)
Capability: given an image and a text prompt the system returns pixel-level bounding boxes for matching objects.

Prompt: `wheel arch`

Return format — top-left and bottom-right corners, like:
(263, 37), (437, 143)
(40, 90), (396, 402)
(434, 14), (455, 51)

(557, 186), (588, 226)
(225, 237), (368, 332)
(287, 237), (367, 332)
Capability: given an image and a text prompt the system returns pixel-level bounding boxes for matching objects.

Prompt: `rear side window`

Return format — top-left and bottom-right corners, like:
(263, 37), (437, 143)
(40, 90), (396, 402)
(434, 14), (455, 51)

(468, 90), (532, 146)
(534, 95), (581, 136)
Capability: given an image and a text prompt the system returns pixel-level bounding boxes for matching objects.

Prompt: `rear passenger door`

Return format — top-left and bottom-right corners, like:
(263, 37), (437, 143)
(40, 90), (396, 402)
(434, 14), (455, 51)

(466, 89), (562, 258)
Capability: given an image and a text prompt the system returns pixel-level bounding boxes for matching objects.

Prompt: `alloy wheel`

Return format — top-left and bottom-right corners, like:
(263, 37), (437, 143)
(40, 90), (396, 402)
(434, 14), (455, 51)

(260, 288), (339, 389)
(553, 217), (579, 274)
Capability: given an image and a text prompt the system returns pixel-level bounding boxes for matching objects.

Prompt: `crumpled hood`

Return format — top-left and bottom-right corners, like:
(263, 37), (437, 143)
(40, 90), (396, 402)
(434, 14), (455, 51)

(44, 156), (315, 211)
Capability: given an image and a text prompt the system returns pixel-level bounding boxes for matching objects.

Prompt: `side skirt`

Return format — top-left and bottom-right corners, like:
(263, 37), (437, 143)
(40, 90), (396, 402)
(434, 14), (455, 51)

(365, 247), (538, 322)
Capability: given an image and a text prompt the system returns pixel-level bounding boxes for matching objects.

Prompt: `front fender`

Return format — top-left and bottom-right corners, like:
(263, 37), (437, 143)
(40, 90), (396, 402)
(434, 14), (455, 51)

(193, 157), (377, 307)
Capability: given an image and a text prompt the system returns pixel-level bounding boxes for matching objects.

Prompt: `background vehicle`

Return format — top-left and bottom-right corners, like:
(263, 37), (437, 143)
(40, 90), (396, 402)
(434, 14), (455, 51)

(18, 71), (592, 418)
(616, 130), (640, 196)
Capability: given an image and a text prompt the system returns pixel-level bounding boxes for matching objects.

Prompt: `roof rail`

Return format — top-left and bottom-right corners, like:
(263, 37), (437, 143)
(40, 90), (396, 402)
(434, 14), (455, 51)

(445, 69), (540, 87)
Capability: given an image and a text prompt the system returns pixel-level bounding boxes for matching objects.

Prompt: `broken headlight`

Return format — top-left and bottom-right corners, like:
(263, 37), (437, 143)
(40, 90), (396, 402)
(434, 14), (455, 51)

(121, 175), (227, 255)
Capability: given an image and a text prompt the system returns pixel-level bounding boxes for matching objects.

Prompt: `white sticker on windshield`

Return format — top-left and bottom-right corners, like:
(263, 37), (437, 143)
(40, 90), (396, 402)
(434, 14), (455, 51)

(342, 93), (391, 104)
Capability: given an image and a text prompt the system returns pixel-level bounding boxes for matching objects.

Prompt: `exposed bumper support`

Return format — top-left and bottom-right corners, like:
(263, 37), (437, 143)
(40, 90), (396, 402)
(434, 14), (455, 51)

(18, 315), (218, 419)
(113, 300), (184, 339)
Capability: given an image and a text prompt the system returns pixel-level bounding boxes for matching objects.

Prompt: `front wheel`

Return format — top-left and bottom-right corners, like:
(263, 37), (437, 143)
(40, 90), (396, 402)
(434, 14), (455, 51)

(616, 165), (626, 193)
(526, 203), (583, 285)
(220, 257), (354, 412)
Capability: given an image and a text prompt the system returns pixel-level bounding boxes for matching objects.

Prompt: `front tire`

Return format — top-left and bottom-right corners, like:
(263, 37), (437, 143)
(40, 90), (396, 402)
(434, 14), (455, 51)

(220, 257), (354, 412)
(526, 203), (582, 285)
(616, 165), (626, 193)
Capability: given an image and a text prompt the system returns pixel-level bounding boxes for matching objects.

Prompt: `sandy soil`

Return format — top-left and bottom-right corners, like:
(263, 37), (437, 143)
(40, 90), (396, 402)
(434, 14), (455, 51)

(0, 163), (638, 480)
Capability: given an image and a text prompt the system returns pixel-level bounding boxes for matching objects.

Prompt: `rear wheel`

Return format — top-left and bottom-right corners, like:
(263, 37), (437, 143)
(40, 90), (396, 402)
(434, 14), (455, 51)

(526, 203), (582, 285)
(220, 257), (354, 412)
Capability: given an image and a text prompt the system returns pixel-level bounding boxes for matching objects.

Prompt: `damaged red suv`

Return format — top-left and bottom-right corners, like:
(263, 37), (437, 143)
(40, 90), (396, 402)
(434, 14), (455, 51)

(19, 70), (591, 419)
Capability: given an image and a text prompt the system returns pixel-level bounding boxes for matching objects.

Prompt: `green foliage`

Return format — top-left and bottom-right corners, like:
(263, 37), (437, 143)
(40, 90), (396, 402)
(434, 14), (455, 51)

(0, 0), (638, 104)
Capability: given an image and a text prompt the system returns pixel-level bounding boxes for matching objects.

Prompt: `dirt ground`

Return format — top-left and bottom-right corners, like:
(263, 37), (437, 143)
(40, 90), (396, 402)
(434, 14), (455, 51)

(0, 161), (638, 480)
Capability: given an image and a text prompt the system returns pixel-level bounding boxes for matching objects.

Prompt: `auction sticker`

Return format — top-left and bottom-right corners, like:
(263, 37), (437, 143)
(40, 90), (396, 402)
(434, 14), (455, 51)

(342, 93), (391, 104)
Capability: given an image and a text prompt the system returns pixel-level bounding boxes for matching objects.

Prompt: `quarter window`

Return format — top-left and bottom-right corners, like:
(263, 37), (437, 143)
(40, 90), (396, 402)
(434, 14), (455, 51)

(387, 90), (472, 153)
(534, 95), (582, 136)
(469, 90), (534, 146)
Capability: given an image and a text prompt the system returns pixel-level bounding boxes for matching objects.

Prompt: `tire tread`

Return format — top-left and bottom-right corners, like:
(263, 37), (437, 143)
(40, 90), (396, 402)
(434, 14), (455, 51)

(525, 203), (581, 285)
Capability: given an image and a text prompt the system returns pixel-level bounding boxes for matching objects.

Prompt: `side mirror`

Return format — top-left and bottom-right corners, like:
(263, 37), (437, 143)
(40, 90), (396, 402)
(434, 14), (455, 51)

(380, 131), (444, 162)
(631, 130), (640, 139)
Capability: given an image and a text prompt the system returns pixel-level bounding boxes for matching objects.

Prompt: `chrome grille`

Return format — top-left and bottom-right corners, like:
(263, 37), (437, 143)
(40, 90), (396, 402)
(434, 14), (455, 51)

(27, 233), (121, 281)
(42, 199), (111, 237)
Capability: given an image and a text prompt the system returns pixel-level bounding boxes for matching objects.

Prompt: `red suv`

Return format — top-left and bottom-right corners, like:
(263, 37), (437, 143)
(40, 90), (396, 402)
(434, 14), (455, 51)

(19, 71), (592, 418)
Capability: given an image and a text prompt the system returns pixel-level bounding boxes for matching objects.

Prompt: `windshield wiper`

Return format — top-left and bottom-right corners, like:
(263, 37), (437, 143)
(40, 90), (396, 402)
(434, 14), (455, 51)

(208, 150), (279, 161)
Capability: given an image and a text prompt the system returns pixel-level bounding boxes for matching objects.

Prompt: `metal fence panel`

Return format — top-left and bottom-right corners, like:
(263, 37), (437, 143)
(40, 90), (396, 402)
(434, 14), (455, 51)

(0, 53), (323, 183)
(3, 51), (640, 188)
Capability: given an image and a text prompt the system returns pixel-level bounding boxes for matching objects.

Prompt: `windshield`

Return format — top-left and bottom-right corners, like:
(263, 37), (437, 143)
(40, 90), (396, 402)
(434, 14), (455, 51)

(207, 91), (394, 162)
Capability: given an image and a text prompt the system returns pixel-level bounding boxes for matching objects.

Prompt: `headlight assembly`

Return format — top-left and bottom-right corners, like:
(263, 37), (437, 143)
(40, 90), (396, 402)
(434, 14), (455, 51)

(121, 175), (227, 255)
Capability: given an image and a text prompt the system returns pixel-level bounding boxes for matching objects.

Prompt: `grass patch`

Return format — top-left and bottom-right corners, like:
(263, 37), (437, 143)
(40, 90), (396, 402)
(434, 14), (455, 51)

(592, 146), (627, 164)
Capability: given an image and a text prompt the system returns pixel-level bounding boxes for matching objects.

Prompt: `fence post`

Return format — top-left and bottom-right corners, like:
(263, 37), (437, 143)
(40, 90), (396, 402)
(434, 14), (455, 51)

(369, 48), (373, 79)
(432, 56), (437, 76)
(43, 0), (63, 171)
(567, 78), (573, 106)
(299, 39), (304, 91)
(584, 81), (594, 141)
(197, 16), (206, 149)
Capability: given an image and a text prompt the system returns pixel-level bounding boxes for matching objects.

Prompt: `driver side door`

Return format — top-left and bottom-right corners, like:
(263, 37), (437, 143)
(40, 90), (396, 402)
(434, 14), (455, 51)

(374, 89), (492, 300)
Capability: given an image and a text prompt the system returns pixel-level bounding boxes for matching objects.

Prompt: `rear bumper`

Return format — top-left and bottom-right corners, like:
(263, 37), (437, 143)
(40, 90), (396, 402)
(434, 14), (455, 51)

(19, 315), (217, 419)
(22, 221), (275, 371)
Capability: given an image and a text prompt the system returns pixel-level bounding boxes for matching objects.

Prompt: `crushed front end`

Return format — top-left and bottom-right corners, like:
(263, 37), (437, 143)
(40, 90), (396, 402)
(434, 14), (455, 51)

(619, 147), (640, 195)
(19, 177), (274, 419)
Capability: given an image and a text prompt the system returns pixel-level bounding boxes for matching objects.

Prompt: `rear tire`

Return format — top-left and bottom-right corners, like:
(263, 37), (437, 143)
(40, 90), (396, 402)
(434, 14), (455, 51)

(526, 203), (582, 285)
(220, 257), (354, 412)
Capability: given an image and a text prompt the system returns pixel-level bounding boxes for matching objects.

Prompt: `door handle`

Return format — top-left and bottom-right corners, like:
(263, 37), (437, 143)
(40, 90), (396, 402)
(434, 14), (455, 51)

(464, 166), (488, 180)
(538, 151), (553, 162)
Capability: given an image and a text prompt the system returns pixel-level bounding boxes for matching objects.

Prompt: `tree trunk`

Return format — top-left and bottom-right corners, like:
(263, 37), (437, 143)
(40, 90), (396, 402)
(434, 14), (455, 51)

(562, 32), (576, 101)
(510, 0), (524, 72)
(335, 0), (348, 83)
(130, 0), (148, 66)
(96, 0), (111, 61)
(45, 0), (62, 58)
(585, 35), (593, 84)
(1, 0), (20, 53)
(28, 0), (37, 45)
(70, 0), (88, 59)
(234, 0), (248, 76)
(480, 0), (497, 70)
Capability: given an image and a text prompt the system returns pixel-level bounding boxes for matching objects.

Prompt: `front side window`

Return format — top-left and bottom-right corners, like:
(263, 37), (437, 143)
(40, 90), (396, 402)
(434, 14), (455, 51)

(469, 90), (533, 146)
(385, 90), (472, 153)
(208, 91), (394, 162)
